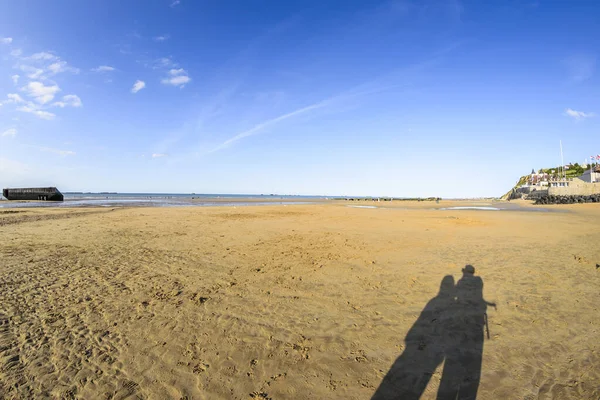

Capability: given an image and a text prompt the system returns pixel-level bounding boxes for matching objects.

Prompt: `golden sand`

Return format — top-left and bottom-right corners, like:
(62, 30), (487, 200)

(1, 202), (599, 399)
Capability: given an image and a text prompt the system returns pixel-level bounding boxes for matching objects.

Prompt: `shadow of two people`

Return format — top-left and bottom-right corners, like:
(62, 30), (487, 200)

(372, 265), (496, 400)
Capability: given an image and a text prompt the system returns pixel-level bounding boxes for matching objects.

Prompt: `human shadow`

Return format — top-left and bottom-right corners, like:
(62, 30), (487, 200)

(372, 266), (495, 400)
(371, 275), (456, 399)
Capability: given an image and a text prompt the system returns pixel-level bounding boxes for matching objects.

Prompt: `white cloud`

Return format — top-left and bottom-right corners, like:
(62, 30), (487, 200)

(170, 0), (181, 7)
(565, 108), (595, 120)
(162, 75), (191, 86)
(154, 57), (177, 69)
(3, 76), (80, 120)
(46, 62), (63, 74)
(13, 51), (78, 80)
(161, 68), (190, 87)
(29, 69), (44, 79)
(19, 65), (45, 79)
(17, 106), (56, 120)
(11, 74), (19, 85)
(1, 37), (13, 44)
(154, 35), (170, 42)
(63, 94), (82, 107)
(47, 60), (79, 75)
(91, 65), (116, 72)
(131, 80), (146, 93)
(1, 128), (17, 137)
(152, 153), (168, 158)
(22, 81), (61, 104)
(40, 147), (75, 156)
(28, 52), (57, 61)
(53, 94), (82, 108)
(6, 93), (25, 103)
(10, 48), (22, 57)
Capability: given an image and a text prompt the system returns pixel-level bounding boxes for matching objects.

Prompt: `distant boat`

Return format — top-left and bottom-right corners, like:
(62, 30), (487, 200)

(2, 187), (64, 201)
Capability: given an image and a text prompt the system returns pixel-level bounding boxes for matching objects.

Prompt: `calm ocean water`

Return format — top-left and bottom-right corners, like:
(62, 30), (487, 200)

(1, 193), (559, 212)
(0, 193), (327, 208)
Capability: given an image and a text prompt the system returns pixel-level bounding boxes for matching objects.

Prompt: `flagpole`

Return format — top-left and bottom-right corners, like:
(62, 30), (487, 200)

(560, 140), (564, 180)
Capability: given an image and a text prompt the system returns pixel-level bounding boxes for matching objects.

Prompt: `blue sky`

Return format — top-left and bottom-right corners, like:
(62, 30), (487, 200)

(0, 0), (598, 197)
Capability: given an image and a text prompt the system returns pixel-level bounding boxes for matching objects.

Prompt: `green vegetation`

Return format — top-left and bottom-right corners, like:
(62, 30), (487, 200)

(537, 162), (597, 178)
(502, 163), (598, 200)
(516, 175), (529, 187)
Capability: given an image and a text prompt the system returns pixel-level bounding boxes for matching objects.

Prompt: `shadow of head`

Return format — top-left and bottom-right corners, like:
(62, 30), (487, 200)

(439, 275), (455, 296)
(462, 264), (475, 275)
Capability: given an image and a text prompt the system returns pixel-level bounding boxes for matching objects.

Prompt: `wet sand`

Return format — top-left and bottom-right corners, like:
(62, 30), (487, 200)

(0, 195), (327, 209)
(1, 202), (599, 399)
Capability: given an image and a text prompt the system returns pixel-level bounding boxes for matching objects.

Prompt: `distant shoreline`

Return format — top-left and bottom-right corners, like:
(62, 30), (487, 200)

(0, 197), (563, 213)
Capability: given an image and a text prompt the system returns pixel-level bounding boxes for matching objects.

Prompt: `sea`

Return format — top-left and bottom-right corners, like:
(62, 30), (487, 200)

(0, 193), (327, 209)
(0, 193), (561, 212)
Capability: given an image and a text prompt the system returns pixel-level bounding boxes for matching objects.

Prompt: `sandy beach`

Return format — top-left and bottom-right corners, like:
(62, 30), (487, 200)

(1, 201), (599, 399)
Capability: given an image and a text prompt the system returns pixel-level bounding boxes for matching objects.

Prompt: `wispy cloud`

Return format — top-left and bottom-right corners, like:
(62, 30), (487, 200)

(152, 153), (168, 158)
(154, 57), (177, 69)
(154, 35), (170, 42)
(210, 101), (327, 153)
(91, 65), (116, 72)
(3, 42), (82, 121)
(16, 106), (56, 120)
(254, 91), (286, 106)
(52, 94), (83, 108)
(19, 65), (45, 79)
(4, 93), (25, 104)
(128, 31), (143, 40)
(1, 128), (17, 137)
(195, 83), (241, 130)
(0, 157), (36, 187)
(210, 78), (408, 153)
(1, 37), (12, 44)
(169, 68), (186, 75)
(161, 68), (190, 87)
(563, 54), (597, 83)
(47, 60), (80, 75)
(117, 44), (132, 55)
(22, 81), (60, 104)
(4, 91), (58, 120)
(14, 50), (79, 80)
(40, 147), (75, 156)
(28, 51), (57, 61)
(131, 80), (146, 93)
(199, 37), (460, 154)
(170, 0), (181, 7)
(565, 108), (595, 120)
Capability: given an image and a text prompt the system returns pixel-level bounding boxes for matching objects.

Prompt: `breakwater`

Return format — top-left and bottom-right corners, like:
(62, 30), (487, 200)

(535, 194), (600, 205)
(335, 197), (442, 202)
(3, 187), (64, 201)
